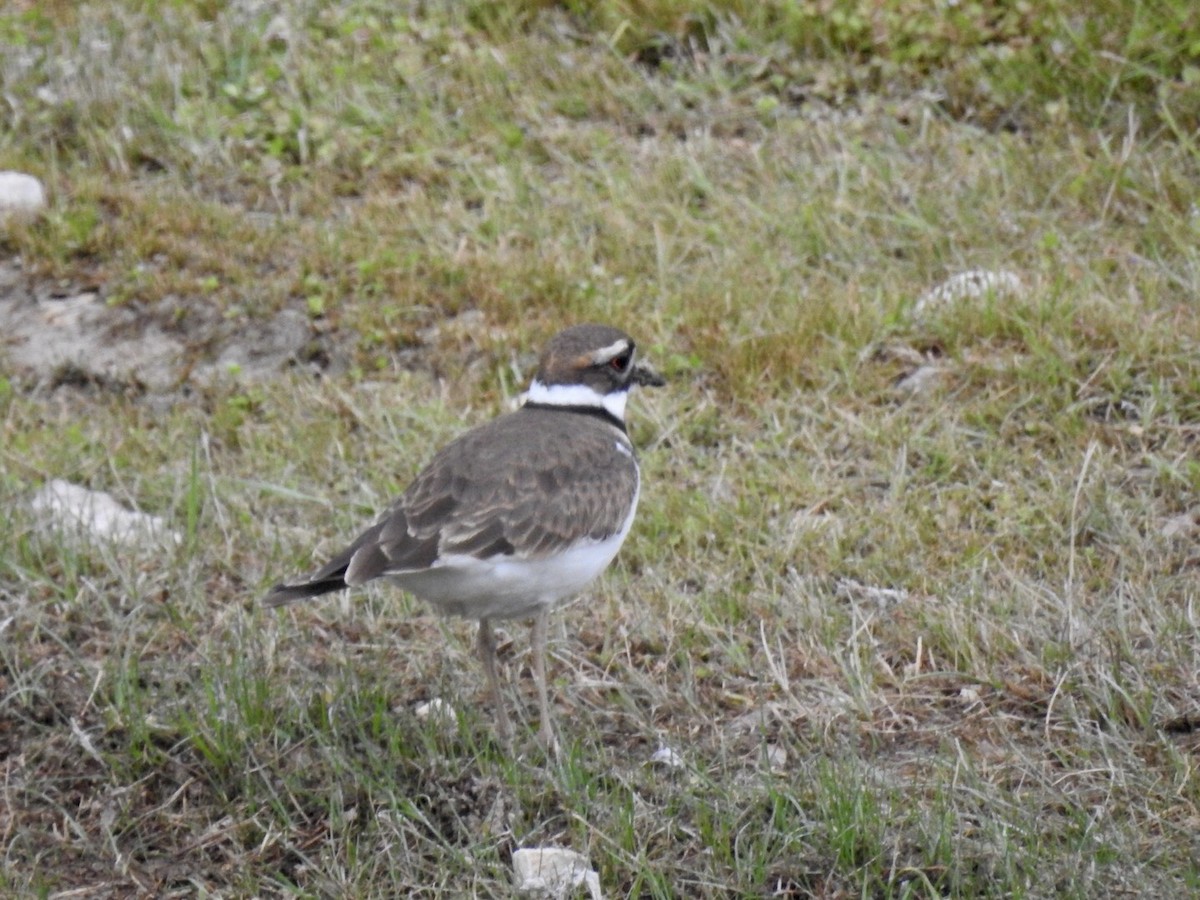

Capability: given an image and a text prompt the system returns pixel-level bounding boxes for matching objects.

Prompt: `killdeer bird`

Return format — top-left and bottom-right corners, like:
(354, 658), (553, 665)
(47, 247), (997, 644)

(266, 324), (663, 746)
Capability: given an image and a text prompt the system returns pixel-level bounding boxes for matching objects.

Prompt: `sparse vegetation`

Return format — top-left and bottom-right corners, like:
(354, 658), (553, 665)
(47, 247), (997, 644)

(3, 1), (1200, 896)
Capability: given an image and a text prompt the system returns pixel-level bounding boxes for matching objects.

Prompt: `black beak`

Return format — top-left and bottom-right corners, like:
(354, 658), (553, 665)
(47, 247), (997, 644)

(632, 364), (666, 388)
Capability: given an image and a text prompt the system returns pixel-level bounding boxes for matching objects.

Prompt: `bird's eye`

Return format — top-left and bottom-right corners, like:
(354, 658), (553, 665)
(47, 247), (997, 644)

(610, 352), (631, 372)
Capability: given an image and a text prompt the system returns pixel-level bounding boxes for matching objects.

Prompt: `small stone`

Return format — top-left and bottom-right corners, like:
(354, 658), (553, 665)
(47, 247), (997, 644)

(414, 697), (456, 727)
(512, 847), (602, 900)
(765, 743), (788, 771)
(0, 171), (47, 222)
(894, 364), (945, 396)
(31, 479), (182, 548)
(912, 269), (1023, 317)
(648, 744), (685, 768)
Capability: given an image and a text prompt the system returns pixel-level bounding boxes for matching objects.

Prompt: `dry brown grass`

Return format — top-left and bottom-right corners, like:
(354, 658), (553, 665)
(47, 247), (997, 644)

(3, 1), (1200, 897)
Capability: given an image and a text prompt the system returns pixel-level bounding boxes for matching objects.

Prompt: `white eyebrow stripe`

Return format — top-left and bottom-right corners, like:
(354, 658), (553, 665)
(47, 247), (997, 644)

(590, 338), (632, 364)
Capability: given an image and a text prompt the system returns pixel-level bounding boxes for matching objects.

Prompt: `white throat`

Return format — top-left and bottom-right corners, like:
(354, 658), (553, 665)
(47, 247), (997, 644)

(524, 379), (628, 423)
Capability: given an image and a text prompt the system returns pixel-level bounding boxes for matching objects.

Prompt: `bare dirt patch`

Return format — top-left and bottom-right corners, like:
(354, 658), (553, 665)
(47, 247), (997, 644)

(0, 256), (331, 394)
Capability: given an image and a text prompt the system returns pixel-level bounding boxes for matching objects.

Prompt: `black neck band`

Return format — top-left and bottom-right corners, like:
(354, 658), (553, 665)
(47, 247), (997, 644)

(523, 402), (626, 433)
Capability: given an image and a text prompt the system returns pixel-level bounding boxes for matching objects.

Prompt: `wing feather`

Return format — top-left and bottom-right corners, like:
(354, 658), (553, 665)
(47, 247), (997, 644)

(273, 405), (639, 595)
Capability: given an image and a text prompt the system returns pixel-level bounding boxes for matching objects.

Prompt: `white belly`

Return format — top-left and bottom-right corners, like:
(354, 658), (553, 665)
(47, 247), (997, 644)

(389, 529), (627, 620)
(388, 481), (639, 620)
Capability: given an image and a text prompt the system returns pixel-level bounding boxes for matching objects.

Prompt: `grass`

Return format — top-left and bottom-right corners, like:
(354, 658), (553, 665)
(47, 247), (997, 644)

(3, 0), (1200, 896)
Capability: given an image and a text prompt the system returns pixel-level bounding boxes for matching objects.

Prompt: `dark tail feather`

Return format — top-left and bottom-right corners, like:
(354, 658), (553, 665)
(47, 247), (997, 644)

(263, 573), (348, 607)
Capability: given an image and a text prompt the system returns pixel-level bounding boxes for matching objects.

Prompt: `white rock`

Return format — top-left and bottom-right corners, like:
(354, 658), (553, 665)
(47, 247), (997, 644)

(31, 479), (181, 548)
(912, 269), (1023, 317)
(648, 744), (685, 768)
(765, 743), (788, 771)
(414, 697), (456, 726)
(894, 364), (945, 396)
(512, 847), (602, 900)
(0, 171), (47, 221)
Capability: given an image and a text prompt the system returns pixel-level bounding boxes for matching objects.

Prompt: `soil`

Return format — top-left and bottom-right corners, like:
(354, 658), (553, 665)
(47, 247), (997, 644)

(0, 255), (332, 395)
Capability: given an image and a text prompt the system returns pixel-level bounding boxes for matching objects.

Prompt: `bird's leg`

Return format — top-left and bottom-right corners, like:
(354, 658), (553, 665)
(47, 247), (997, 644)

(477, 617), (513, 741)
(530, 608), (558, 751)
